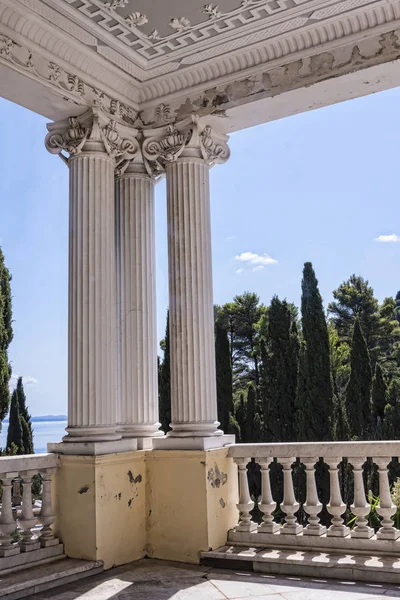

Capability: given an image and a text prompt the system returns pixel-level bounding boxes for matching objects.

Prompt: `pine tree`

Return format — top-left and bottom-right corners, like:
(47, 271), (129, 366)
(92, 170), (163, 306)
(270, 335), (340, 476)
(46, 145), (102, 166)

(0, 248), (13, 429)
(264, 296), (299, 442)
(16, 377), (34, 454)
(158, 311), (171, 433)
(297, 263), (333, 441)
(215, 320), (234, 432)
(6, 389), (24, 454)
(371, 363), (387, 430)
(346, 318), (372, 439)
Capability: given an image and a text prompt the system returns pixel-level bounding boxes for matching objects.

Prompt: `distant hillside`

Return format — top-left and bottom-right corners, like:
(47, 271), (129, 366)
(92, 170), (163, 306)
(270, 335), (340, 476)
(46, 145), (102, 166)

(3, 415), (67, 423)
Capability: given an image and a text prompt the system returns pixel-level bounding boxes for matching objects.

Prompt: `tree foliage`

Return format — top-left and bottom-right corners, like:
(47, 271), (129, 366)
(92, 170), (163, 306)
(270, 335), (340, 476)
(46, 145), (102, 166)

(6, 389), (24, 454)
(0, 248), (13, 428)
(297, 263), (333, 440)
(346, 318), (372, 439)
(158, 311), (171, 433)
(215, 320), (234, 432)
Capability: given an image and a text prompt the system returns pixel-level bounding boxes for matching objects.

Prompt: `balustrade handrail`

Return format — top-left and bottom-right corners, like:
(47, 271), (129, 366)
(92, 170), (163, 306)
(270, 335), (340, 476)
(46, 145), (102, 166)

(228, 441), (400, 459)
(0, 453), (59, 475)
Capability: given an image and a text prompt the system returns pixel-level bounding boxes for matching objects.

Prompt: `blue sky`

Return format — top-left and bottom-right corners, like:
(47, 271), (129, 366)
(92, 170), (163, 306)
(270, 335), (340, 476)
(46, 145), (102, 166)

(0, 87), (399, 416)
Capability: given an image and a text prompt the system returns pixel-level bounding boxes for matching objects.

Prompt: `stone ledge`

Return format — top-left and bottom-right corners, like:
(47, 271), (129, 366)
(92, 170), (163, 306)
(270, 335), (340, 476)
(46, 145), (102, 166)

(48, 438), (137, 456)
(0, 544), (64, 576)
(0, 557), (104, 600)
(153, 434), (235, 451)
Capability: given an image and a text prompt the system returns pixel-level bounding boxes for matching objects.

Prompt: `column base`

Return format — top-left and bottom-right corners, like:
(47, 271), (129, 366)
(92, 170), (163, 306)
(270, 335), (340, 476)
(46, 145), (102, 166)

(63, 426), (122, 442)
(153, 434), (235, 451)
(118, 424), (163, 439)
(48, 438), (137, 456)
(167, 422), (224, 437)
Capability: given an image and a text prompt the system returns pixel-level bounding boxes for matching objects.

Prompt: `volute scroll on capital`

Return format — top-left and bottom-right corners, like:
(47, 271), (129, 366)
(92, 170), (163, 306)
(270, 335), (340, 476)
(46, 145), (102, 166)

(44, 108), (139, 172)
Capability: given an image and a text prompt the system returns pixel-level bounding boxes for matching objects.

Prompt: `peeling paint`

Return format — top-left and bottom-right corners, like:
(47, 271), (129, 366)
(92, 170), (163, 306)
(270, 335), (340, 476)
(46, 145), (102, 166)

(219, 498), (226, 508)
(128, 470), (142, 484)
(78, 485), (89, 494)
(207, 464), (227, 488)
(114, 492), (122, 500)
(128, 498), (133, 508)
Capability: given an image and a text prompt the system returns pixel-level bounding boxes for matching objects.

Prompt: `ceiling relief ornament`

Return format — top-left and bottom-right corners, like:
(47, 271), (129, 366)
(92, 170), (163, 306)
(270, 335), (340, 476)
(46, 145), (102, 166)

(202, 4), (222, 19)
(45, 108), (139, 172)
(142, 116), (230, 172)
(125, 12), (148, 28)
(169, 17), (191, 32)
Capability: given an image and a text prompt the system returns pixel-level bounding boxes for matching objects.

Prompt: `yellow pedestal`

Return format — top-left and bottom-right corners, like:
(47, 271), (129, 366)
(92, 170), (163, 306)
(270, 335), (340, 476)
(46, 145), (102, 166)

(53, 452), (146, 569)
(53, 447), (238, 568)
(146, 448), (238, 564)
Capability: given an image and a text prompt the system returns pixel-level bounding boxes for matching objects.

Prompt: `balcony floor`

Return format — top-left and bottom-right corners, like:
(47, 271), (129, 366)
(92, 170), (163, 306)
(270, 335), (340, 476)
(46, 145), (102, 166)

(24, 558), (400, 600)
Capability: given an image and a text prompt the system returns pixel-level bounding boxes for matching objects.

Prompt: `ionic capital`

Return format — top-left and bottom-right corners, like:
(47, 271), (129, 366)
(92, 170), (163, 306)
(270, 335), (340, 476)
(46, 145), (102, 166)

(142, 116), (230, 171)
(45, 108), (139, 171)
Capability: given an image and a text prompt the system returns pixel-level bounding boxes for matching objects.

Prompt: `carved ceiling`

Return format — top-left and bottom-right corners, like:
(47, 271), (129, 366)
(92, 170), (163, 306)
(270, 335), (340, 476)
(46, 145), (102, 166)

(44, 0), (384, 72)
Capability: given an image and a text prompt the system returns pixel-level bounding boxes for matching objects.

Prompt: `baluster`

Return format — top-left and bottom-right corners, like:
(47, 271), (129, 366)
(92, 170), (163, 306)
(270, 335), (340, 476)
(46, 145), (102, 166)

(375, 457), (400, 540)
(258, 459), (279, 533)
(39, 469), (59, 547)
(12, 479), (22, 506)
(234, 458), (257, 532)
(0, 475), (20, 557)
(302, 458), (326, 536)
(327, 457), (350, 537)
(279, 457), (302, 535)
(19, 470), (40, 551)
(350, 457), (373, 539)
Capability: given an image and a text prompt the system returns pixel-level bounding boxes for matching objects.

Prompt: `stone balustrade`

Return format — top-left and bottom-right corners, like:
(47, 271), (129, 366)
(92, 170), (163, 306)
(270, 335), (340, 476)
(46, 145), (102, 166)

(0, 453), (61, 565)
(228, 442), (400, 551)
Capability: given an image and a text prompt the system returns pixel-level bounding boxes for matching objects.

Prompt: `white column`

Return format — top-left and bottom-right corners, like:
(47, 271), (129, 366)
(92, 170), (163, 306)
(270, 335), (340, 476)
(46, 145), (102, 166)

(45, 109), (138, 447)
(115, 162), (161, 438)
(143, 118), (230, 446)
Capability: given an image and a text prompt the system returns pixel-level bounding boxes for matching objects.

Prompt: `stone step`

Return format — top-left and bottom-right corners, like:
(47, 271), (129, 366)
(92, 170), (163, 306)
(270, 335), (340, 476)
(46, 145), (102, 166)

(0, 558), (104, 600)
(201, 544), (400, 585)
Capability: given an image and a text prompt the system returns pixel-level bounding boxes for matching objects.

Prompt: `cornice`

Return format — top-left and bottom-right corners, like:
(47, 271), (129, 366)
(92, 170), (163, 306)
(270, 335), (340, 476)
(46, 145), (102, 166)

(2, 0), (400, 131)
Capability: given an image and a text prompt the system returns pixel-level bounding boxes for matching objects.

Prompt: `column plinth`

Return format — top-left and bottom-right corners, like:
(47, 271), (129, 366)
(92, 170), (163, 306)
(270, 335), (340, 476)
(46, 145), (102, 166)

(115, 163), (161, 440)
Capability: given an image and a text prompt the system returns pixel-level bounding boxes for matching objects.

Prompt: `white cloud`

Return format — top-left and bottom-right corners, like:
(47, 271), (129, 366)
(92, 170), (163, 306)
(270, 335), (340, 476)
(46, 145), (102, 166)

(252, 265), (264, 272)
(375, 234), (400, 243)
(225, 236), (236, 241)
(9, 375), (38, 390)
(235, 251), (278, 266)
(236, 268), (244, 274)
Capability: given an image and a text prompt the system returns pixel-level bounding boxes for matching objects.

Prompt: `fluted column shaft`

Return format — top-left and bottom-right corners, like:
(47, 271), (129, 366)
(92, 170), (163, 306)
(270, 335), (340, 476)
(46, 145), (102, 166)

(115, 166), (160, 437)
(166, 158), (221, 437)
(66, 150), (119, 441)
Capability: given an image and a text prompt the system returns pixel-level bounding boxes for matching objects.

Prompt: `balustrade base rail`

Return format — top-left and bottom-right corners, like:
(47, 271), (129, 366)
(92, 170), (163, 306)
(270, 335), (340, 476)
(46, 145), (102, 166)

(228, 529), (400, 556)
(0, 453), (61, 575)
(0, 543), (64, 576)
(202, 544), (400, 585)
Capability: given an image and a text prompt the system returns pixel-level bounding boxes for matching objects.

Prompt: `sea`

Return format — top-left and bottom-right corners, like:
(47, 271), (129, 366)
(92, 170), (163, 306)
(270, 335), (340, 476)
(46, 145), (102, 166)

(0, 419), (68, 454)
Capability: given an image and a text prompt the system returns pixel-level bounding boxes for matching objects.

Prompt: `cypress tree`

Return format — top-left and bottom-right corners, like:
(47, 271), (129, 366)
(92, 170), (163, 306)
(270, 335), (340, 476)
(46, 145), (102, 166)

(371, 363), (387, 429)
(6, 389), (24, 454)
(265, 296), (299, 442)
(346, 318), (372, 439)
(215, 320), (234, 432)
(298, 263), (333, 440)
(246, 382), (257, 442)
(0, 248), (13, 428)
(16, 377), (34, 454)
(382, 381), (400, 439)
(158, 311), (171, 433)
